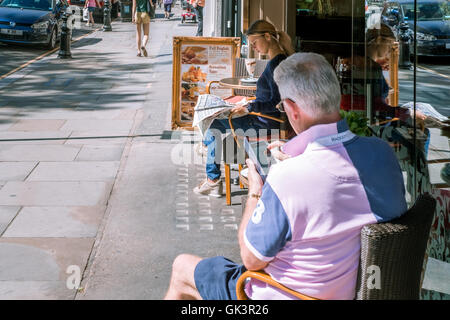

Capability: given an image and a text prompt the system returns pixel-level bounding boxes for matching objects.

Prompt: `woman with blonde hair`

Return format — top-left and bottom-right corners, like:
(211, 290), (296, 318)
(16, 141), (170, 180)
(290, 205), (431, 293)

(193, 19), (295, 197)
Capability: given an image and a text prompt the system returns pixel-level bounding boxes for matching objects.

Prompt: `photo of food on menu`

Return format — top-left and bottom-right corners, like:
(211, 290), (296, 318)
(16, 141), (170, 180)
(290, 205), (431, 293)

(182, 46), (209, 65)
(179, 44), (233, 122)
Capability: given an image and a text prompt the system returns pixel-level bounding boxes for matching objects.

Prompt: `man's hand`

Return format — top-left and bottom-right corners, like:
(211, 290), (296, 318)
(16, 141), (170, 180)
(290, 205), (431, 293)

(246, 159), (263, 196)
(267, 141), (291, 161)
(231, 105), (248, 117)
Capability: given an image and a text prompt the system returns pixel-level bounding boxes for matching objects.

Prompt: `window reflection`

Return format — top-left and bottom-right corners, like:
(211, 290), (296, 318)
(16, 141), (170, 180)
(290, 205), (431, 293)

(295, 2), (449, 298)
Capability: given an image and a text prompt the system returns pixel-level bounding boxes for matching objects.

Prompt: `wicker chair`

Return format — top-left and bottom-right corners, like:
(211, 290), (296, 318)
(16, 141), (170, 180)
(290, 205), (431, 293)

(236, 194), (436, 300)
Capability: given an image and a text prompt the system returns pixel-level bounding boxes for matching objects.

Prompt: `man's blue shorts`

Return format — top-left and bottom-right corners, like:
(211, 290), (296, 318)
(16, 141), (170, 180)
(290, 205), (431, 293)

(194, 256), (247, 300)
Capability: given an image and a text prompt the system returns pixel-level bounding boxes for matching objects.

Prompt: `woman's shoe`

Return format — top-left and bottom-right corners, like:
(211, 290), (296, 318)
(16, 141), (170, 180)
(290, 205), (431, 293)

(141, 46), (148, 57)
(193, 179), (223, 197)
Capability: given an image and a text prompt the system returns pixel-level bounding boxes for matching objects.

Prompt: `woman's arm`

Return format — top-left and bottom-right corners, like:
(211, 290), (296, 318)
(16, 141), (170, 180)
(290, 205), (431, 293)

(247, 61), (282, 114)
(132, 0), (136, 23)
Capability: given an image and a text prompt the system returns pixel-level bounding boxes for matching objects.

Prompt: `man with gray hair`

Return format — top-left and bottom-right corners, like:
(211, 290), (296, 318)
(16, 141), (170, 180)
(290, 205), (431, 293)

(164, 52), (407, 300)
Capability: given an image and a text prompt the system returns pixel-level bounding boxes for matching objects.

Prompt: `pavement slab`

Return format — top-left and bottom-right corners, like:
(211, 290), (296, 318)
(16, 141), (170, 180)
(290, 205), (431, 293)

(26, 161), (120, 182)
(0, 145), (81, 161)
(60, 120), (135, 133)
(0, 131), (71, 145)
(0, 181), (112, 206)
(3, 206), (105, 238)
(0, 206), (21, 235)
(8, 120), (67, 132)
(0, 162), (37, 181)
(0, 237), (94, 299)
(74, 145), (125, 161)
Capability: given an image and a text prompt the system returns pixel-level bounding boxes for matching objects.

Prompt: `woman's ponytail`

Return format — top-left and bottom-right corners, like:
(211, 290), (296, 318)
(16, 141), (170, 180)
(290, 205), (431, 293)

(276, 30), (295, 56)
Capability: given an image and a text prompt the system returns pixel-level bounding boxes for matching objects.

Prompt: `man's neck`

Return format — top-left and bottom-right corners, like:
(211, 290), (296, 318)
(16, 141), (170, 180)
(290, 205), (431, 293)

(299, 112), (342, 134)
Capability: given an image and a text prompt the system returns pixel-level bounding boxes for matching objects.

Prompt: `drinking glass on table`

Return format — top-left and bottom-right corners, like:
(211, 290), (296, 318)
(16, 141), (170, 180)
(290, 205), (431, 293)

(245, 58), (257, 80)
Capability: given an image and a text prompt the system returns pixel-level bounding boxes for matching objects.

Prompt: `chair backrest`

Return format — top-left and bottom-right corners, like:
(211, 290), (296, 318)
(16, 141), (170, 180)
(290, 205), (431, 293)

(355, 194), (436, 300)
(233, 58), (269, 97)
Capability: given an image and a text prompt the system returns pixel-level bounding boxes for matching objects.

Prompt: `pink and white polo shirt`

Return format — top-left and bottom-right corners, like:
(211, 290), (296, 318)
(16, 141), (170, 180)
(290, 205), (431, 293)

(244, 119), (407, 300)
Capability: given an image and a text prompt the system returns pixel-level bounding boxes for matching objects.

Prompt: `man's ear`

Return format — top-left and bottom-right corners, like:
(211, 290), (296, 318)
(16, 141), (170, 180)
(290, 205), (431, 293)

(285, 99), (299, 121)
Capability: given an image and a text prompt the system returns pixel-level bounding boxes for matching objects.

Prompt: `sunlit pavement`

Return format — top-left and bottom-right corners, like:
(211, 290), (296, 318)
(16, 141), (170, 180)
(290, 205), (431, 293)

(0, 5), (242, 299)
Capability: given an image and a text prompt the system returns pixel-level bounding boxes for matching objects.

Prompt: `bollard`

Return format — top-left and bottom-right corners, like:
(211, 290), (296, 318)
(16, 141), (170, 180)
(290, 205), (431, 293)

(58, 11), (72, 59)
(103, 0), (112, 31)
(398, 22), (412, 69)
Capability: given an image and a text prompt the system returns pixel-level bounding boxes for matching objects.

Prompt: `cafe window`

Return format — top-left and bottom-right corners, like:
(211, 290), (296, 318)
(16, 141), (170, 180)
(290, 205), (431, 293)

(295, 0), (449, 299)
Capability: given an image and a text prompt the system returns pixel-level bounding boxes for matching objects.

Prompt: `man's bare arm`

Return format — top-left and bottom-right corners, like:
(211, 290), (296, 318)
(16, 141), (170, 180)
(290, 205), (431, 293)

(238, 159), (269, 271)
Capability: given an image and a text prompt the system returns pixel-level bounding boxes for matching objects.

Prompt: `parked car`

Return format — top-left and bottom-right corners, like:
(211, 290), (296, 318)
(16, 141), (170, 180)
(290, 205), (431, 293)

(382, 0), (450, 57)
(67, 0), (118, 23)
(0, 0), (69, 49)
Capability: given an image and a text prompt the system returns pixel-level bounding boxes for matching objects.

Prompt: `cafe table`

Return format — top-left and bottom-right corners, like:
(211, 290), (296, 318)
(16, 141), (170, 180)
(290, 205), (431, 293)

(205, 77), (258, 94)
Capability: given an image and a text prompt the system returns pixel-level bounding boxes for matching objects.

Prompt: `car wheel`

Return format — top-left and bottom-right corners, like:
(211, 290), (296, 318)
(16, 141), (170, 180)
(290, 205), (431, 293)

(47, 28), (57, 50)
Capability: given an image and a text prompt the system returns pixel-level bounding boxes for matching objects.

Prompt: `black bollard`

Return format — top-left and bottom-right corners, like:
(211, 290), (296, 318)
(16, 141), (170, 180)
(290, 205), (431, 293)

(398, 22), (412, 69)
(103, 0), (112, 32)
(58, 11), (72, 59)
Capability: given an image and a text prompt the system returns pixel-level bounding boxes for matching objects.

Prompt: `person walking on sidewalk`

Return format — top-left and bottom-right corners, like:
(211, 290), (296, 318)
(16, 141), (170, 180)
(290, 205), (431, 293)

(132, 0), (154, 57)
(150, 0), (157, 18)
(84, 0), (100, 27)
(163, 0), (173, 19)
(190, 0), (204, 36)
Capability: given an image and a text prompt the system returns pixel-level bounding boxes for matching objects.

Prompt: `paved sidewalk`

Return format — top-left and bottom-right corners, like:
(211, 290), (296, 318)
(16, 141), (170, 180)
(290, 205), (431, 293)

(0, 6), (244, 299)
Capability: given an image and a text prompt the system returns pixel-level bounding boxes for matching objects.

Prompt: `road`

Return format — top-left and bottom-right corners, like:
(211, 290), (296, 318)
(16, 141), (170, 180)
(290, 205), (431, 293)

(0, 24), (96, 78)
(398, 57), (450, 118)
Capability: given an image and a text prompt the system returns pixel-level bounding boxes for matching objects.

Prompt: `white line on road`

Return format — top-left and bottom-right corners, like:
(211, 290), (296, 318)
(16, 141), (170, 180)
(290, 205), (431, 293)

(418, 65), (450, 80)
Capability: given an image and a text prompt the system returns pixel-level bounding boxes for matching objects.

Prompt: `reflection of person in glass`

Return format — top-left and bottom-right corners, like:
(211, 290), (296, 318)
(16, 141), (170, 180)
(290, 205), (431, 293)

(193, 20), (295, 197)
(340, 23), (425, 122)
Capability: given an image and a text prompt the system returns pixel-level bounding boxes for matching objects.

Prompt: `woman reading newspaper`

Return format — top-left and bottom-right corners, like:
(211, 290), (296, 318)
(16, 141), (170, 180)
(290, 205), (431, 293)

(193, 20), (295, 197)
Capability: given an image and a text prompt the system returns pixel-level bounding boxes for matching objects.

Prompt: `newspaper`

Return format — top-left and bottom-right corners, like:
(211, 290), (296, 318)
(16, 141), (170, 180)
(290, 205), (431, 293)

(401, 102), (449, 128)
(193, 94), (248, 137)
(401, 102), (448, 122)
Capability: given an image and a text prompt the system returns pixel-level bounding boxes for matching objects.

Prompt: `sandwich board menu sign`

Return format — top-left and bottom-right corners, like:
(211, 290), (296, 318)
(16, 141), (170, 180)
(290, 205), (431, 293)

(171, 36), (241, 130)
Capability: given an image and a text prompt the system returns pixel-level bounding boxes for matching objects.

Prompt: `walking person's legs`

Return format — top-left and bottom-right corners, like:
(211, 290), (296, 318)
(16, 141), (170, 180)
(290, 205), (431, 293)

(141, 22), (149, 56)
(88, 10), (94, 26)
(136, 22), (142, 56)
(195, 5), (203, 36)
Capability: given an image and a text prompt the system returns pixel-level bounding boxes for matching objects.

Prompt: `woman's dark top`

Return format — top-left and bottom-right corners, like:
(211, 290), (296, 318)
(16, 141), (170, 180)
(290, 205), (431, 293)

(247, 53), (287, 128)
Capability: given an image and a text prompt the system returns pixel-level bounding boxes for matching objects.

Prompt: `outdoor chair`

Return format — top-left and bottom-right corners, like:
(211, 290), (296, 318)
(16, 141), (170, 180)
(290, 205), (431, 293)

(236, 193), (436, 300)
(205, 58), (289, 205)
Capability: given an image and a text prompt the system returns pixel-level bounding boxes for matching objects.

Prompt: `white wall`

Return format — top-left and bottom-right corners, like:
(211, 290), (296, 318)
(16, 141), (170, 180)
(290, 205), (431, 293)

(203, 0), (222, 37)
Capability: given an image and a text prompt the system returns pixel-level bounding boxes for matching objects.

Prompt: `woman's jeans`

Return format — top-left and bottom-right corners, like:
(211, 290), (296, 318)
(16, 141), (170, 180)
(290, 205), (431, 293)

(204, 115), (278, 181)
